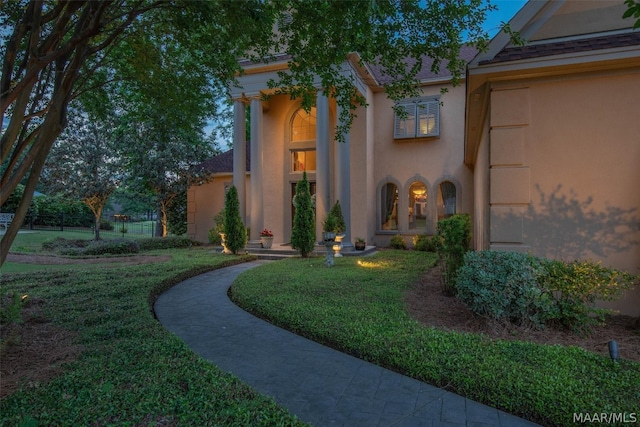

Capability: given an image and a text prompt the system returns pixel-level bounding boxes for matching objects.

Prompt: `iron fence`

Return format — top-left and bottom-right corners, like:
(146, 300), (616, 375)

(20, 213), (157, 237)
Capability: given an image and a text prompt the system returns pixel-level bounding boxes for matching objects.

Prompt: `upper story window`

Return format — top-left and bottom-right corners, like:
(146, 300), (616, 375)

(394, 98), (439, 139)
(291, 107), (316, 142)
(291, 150), (316, 172)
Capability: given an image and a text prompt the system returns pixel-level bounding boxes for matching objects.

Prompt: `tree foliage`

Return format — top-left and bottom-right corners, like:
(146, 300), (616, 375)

(1, 0), (493, 265)
(291, 172), (316, 257)
(39, 110), (121, 239)
(624, 0), (640, 28)
(223, 186), (246, 255)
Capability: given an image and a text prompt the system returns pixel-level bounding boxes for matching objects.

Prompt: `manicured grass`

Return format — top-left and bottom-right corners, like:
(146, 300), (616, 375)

(0, 262), (84, 274)
(0, 248), (306, 426)
(229, 251), (640, 427)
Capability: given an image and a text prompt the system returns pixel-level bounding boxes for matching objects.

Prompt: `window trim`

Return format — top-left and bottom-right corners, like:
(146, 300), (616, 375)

(394, 97), (440, 139)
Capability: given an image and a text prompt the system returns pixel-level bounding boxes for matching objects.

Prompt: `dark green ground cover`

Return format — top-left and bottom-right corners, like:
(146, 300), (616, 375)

(230, 251), (640, 427)
(0, 246), (305, 426)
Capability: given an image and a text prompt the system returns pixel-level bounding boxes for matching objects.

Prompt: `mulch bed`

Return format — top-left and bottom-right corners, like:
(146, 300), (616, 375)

(405, 265), (640, 362)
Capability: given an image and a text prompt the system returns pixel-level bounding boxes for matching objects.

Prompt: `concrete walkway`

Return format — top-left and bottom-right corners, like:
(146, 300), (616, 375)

(154, 261), (540, 427)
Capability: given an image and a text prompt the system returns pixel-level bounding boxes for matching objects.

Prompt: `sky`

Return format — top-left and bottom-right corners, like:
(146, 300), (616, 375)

(484, 0), (528, 37)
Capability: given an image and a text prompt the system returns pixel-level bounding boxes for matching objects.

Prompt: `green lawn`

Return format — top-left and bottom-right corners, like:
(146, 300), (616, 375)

(2, 233), (638, 426)
(0, 243), (306, 426)
(229, 251), (640, 427)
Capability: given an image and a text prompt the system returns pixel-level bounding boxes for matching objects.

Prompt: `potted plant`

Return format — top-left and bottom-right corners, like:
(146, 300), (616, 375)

(322, 214), (337, 242)
(259, 228), (274, 249)
(355, 237), (366, 251)
(329, 201), (346, 236)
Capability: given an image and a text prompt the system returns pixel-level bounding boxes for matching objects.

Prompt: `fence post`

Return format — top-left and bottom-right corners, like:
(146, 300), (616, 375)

(60, 213), (64, 232)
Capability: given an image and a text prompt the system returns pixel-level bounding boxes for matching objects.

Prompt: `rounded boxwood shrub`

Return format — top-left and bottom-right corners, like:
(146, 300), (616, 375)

(412, 234), (440, 252)
(390, 234), (407, 250)
(82, 239), (140, 256)
(456, 251), (556, 328)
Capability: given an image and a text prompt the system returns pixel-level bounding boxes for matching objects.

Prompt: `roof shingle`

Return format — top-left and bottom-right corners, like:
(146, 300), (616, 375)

(480, 31), (640, 65)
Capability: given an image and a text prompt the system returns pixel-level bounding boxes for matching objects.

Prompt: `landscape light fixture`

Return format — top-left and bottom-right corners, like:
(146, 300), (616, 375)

(608, 340), (619, 362)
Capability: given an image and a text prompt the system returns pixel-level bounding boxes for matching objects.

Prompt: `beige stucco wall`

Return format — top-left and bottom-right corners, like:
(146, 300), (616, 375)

(372, 82), (473, 247)
(188, 175), (231, 243)
(488, 70), (640, 316)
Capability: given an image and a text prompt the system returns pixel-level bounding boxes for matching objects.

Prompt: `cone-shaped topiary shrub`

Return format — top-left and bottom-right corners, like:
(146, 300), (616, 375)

(223, 186), (246, 254)
(329, 200), (346, 234)
(291, 172), (316, 257)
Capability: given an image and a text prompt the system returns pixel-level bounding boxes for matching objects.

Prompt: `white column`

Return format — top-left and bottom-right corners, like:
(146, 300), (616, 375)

(316, 91), (330, 241)
(250, 98), (263, 240)
(336, 104), (351, 245)
(233, 100), (247, 224)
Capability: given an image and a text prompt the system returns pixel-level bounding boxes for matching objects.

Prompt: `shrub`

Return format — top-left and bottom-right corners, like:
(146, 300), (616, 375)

(539, 259), (638, 331)
(138, 236), (195, 251)
(291, 172), (316, 257)
(456, 251), (639, 331)
(412, 234), (440, 252)
(42, 237), (90, 252)
(436, 214), (471, 295)
(329, 200), (346, 234)
(80, 239), (140, 256)
(207, 209), (225, 245)
(456, 251), (555, 328)
(389, 234), (406, 249)
(223, 186), (246, 254)
(100, 221), (114, 231)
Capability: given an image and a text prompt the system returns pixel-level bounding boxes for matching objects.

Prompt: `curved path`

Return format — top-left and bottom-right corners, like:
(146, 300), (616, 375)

(154, 261), (540, 427)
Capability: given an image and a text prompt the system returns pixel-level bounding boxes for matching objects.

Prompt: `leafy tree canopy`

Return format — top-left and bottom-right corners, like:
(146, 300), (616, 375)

(1, 0), (493, 265)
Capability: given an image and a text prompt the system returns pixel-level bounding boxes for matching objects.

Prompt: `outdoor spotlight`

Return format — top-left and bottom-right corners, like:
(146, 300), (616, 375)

(608, 340), (619, 362)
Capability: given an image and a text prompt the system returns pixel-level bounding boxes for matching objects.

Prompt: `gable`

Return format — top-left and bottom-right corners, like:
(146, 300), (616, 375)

(529, 1), (630, 41)
(465, 0), (640, 166)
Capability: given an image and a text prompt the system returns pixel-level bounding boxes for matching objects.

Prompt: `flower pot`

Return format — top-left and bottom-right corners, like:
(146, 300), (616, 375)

(355, 242), (366, 251)
(260, 236), (274, 249)
(322, 231), (336, 242)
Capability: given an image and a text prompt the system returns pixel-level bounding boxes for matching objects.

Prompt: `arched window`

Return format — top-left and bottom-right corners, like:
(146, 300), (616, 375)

(380, 182), (399, 230)
(408, 181), (427, 230)
(290, 107), (317, 171)
(291, 107), (316, 142)
(438, 181), (457, 219)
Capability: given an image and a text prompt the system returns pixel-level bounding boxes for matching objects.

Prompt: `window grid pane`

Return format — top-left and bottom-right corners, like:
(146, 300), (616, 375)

(394, 99), (439, 138)
(292, 107), (317, 142)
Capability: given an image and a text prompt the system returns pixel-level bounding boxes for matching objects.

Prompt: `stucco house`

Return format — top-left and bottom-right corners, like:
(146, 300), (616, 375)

(187, 0), (640, 316)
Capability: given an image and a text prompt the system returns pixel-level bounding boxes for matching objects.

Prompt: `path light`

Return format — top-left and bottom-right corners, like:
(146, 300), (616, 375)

(608, 340), (619, 362)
